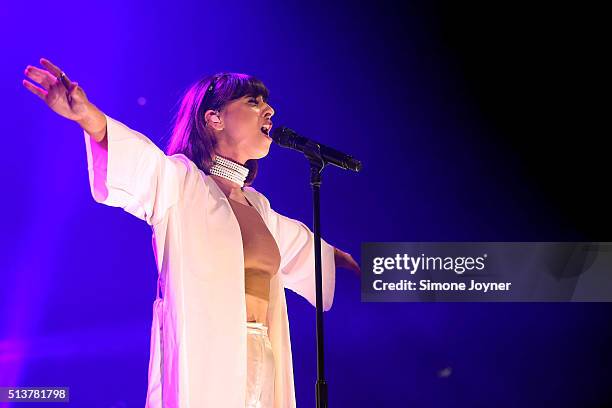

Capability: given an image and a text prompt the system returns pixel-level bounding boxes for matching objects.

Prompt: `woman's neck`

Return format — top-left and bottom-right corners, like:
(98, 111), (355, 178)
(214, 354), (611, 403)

(210, 174), (243, 197)
(209, 150), (249, 195)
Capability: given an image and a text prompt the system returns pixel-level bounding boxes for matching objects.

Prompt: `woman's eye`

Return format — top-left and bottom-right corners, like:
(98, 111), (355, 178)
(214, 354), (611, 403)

(248, 98), (258, 105)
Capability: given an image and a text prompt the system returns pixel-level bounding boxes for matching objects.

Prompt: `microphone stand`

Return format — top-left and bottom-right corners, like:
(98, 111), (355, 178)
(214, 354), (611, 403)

(272, 124), (361, 407)
(302, 139), (329, 408)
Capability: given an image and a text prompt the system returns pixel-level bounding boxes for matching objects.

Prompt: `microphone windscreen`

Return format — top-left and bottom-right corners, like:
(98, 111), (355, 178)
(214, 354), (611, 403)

(270, 126), (298, 148)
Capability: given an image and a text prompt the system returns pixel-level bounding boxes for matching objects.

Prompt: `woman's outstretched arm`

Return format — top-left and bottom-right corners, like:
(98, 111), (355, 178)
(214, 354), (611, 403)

(23, 58), (193, 225)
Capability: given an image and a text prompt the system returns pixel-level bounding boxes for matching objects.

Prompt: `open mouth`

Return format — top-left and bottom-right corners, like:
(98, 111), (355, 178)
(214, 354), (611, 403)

(261, 126), (271, 138)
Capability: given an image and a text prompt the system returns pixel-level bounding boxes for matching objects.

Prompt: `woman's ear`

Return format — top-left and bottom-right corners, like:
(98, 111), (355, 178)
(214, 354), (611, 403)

(204, 109), (223, 130)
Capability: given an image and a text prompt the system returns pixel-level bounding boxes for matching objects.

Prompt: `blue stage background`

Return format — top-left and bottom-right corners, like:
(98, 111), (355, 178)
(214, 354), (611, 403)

(1, 0), (609, 406)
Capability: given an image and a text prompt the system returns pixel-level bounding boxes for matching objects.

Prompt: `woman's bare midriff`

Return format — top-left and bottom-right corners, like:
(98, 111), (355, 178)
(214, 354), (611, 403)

(217, 186), (271, 324)
(246, 293), (269, 323)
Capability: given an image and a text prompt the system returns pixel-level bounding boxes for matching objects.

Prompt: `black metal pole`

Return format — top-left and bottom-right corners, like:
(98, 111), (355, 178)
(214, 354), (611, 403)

(270, 125), (361, 407)
(303, 140), (328, 408)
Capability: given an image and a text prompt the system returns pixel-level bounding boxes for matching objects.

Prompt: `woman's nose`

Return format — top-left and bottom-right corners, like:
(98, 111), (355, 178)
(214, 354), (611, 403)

(264, 104), (275, 118)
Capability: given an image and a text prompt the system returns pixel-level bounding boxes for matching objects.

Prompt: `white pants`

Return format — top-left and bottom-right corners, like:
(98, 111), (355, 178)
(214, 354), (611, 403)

(246, 322), (276, 408)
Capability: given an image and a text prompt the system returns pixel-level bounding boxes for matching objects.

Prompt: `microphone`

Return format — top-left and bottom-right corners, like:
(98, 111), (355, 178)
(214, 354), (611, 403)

(270, 126), (362, 172)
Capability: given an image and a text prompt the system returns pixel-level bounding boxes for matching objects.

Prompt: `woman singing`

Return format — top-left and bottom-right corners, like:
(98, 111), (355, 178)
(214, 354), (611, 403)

(23, 58), (360, 408)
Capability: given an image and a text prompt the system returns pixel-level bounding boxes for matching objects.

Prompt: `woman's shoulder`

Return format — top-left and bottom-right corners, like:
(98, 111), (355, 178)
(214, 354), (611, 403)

(166, 152), (198, 170)
(164, 153), (213, 194)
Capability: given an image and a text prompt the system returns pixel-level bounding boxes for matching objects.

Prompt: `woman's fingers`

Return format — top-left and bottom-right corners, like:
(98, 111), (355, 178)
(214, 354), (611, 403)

(346, 253), (360, 275)
(334, 247), (361, 276)
(351, 258), (361, 276)
(40, 58), (73, 90)
(22, 79), (47, 99)
(24, 65), (55, 90)
(345, 251), (361, 276)
(58, 71), (72, 90)
(39, 58), (62, 76)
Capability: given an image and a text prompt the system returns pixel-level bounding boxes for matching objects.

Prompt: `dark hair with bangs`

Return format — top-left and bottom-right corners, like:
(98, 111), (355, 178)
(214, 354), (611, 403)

(166, 72), (270, 187)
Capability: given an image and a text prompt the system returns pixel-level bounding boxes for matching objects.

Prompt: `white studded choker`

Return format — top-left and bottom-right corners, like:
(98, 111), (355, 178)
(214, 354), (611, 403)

(209, 154), (250, 187)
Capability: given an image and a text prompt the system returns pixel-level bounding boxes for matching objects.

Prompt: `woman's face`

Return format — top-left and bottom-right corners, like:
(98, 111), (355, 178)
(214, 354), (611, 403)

(214, 94), (275, 162)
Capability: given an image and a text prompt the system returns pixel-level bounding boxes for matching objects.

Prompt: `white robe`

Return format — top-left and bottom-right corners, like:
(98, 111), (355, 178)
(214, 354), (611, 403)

(83, 116), (336, 408)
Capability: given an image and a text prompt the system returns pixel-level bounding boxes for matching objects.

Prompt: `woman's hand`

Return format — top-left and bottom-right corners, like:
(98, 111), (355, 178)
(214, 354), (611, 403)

(23, 58), (90, 121)
(334, 247), (361, 277)
(23, 58), (107, 140)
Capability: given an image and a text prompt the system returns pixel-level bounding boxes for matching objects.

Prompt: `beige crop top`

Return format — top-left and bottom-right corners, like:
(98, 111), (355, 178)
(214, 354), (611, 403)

(228, 197), (281, 302)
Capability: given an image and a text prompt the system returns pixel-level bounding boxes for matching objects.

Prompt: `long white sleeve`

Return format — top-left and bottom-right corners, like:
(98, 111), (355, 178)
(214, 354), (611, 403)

(271, 209), (336, 311)
(83, 115), (192, 225)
